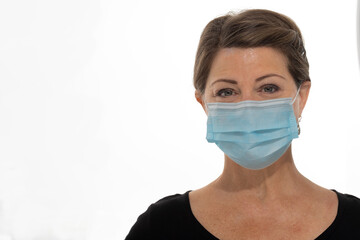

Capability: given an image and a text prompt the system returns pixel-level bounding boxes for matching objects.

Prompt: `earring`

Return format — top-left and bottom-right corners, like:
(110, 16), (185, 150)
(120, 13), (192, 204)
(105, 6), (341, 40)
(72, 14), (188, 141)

(297, 116), (302, 135)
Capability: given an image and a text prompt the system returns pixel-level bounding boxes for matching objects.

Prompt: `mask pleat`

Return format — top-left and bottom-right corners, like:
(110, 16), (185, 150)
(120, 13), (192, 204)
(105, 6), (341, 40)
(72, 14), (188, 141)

(206, 97), (299, 170)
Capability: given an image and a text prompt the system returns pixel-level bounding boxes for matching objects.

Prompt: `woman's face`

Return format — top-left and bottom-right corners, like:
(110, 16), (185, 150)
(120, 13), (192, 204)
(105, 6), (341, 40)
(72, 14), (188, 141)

(196, 47), (310, 119)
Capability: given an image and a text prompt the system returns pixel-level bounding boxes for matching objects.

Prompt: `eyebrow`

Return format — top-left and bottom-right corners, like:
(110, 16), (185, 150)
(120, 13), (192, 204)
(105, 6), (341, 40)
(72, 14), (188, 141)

(210, 79), (237, 86)
(255, 73), (286, 82)
(210, 73), (286, 86)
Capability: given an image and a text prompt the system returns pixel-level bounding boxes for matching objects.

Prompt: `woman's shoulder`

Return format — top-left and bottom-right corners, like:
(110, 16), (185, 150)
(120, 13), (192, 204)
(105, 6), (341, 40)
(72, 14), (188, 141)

(151, 191), (191, 210)
(125, 191), (193, 240)
(335, 190), (360, 211)
(138, 190), (191, 219)
(334, 190), (360, 226)
(319, 190), (360, 239)
(138, 191), (191, 218)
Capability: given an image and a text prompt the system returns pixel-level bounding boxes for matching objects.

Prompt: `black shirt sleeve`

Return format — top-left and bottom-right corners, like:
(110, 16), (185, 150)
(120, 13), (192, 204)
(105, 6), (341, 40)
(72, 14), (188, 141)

(125, 192), (192, 240)
(125, 203), (155, 240)
(316, 190), (360, 239)
(125, 191), (218, 240)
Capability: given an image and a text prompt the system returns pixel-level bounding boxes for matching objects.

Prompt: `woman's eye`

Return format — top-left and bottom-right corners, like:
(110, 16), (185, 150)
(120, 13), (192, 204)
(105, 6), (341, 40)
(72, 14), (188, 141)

(262, 85), (279, 93)
(216, 88), (236, 97)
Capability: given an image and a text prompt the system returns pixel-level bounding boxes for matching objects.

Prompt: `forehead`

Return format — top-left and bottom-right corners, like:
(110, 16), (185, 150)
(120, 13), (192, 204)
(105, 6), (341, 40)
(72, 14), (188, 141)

(207, 47), (291, 84)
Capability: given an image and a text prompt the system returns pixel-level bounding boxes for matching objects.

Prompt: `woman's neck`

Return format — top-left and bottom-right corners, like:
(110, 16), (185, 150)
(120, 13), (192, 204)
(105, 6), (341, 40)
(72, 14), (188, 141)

(211, 146), (313, 201)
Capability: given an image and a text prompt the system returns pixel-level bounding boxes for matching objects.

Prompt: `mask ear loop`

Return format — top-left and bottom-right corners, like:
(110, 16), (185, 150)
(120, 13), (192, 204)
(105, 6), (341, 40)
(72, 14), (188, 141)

(291, 85), (301, 105)
(291, 85), (302, 135)
(203, 97), (209, 113)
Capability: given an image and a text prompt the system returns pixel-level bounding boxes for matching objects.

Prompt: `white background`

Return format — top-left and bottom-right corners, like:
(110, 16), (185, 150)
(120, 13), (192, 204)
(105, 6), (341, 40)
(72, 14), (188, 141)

(0, 0), (359, 239)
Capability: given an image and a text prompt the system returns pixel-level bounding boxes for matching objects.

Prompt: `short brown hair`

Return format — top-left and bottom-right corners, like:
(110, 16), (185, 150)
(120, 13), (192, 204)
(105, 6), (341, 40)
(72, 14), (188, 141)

(193, 9), (310, 94)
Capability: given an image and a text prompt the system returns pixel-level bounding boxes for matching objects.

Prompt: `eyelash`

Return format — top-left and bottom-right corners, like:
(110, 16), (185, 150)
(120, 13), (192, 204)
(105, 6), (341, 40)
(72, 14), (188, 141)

(261, 84), (279, 93)
(215, 88), (237, 97)
(215, 84), (279, 97)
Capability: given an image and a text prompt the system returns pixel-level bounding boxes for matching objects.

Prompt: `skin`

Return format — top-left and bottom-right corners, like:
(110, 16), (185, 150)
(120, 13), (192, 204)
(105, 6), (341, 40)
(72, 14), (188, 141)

(191, 47), (338, 240)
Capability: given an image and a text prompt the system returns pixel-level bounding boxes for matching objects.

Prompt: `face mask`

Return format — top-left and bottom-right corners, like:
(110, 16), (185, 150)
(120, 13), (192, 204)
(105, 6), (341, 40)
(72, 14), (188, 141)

(206, 91), (300, 170)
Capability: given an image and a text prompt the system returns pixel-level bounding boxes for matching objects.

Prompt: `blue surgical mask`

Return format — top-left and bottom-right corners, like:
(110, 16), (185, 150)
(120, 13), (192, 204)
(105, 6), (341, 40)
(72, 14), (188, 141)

(206, 92), (300, 170)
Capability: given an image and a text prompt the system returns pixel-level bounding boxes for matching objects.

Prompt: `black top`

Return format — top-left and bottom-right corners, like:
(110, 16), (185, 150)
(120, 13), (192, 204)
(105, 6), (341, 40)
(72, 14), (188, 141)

(125, 190), (360, 239)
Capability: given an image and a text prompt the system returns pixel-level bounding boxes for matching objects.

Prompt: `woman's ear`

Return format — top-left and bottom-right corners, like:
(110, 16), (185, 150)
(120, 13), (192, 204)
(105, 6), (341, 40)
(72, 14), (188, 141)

(195, 90), (207, 113)
(298, 80), (311, 117)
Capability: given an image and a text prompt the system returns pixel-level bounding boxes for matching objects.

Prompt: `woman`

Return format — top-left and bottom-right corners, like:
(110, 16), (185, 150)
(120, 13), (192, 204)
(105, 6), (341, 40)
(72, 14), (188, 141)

(126, 9), (360, 239)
